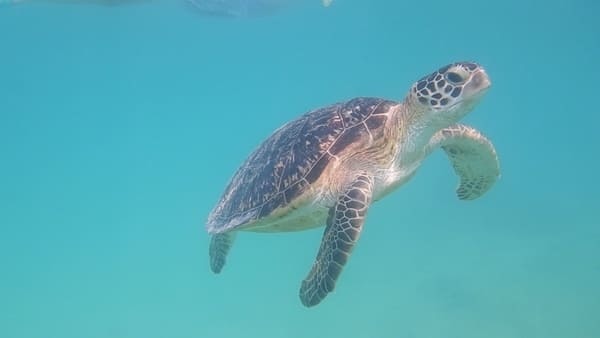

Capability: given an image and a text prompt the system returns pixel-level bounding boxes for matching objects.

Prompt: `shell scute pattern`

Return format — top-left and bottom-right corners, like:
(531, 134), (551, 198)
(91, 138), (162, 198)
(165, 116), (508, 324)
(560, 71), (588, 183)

(207, 97), (394, 232)
(338, 97), (383, 127)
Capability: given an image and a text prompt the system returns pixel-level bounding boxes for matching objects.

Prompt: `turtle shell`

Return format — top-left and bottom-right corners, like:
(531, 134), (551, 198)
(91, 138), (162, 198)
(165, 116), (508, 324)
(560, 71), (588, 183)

(206, 97), (396, 233)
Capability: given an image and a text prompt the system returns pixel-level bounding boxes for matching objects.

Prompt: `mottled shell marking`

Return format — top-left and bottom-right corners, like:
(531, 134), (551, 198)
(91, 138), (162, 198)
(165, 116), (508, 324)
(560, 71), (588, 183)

(207, 97), (395, 232)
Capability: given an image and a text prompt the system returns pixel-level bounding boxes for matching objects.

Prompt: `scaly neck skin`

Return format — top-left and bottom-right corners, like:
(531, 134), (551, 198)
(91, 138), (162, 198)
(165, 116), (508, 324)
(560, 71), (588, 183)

(392, 98), (451, 167)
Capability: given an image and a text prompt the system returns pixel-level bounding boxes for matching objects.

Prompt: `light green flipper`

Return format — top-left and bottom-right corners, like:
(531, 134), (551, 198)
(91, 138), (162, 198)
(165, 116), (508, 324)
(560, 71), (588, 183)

(299, 174), (373, 307)
(428, 123), (500, 200)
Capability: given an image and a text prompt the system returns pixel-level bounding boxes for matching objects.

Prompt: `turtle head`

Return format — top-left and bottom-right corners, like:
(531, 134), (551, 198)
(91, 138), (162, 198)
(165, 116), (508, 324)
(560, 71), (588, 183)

(407, 61), (491, 126)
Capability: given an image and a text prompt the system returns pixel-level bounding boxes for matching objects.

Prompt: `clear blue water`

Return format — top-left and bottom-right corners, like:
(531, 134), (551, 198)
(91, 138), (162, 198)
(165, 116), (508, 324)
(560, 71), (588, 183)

(1, 1), (599, 337)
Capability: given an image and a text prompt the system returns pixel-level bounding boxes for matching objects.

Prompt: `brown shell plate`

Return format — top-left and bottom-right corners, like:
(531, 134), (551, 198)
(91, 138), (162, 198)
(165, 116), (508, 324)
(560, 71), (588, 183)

(207, 97), (396, 232)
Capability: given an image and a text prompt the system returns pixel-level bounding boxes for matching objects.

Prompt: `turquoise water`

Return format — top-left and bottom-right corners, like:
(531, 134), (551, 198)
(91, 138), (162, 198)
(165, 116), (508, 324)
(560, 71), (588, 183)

(1, 0), (599, 337)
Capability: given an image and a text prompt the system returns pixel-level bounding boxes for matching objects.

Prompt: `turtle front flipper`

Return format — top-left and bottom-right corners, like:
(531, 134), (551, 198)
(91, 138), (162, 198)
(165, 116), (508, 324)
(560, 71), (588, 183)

(428, 124), (500, 200)
(209, 232), (237, 273)
(299, 174), (373, 307)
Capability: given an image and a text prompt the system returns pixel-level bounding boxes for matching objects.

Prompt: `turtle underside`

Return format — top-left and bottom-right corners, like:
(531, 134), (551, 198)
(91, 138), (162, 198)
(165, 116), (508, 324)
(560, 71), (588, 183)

(206, 97), (396, 234)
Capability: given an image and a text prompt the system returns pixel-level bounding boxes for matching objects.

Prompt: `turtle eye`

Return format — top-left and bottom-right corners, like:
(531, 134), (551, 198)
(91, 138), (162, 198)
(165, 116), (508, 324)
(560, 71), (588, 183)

(445, 72), (464, 84)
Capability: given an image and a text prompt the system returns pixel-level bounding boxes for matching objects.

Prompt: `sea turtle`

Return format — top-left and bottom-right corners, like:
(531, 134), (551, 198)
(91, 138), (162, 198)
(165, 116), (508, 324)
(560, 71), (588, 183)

(206, 61), (500, 307)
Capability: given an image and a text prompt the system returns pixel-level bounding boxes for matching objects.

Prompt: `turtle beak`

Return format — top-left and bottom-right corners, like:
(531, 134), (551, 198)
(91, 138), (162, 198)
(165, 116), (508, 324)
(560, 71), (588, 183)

(473, 69), (491, 90)
(464, 69), (491, 98)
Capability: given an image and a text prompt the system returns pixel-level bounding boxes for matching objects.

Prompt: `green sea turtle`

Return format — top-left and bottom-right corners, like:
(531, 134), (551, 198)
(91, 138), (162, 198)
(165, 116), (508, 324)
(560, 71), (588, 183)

(206, 61), (500, 307)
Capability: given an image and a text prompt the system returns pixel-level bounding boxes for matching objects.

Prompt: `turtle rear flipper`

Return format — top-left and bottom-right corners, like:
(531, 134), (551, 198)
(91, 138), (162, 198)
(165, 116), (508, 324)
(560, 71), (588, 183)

(299, 174), (373, 307)
(209, 232), (237, 274)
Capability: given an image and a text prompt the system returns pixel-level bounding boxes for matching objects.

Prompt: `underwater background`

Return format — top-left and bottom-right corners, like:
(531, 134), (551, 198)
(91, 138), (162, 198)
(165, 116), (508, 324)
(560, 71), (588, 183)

(1, 0), (599, 337)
